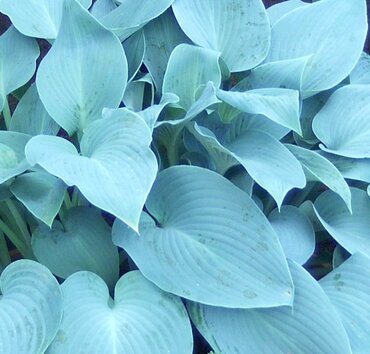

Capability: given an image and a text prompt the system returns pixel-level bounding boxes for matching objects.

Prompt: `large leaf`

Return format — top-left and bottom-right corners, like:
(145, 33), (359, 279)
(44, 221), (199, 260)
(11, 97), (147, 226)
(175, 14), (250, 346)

(313, 85), (370, 158)
(188, 260), (351, 354)
(320, 253), (370, 354)
(9, 84), (59, 136)
(217, 88), (301, 134)
(113, 166), (293, 309)
(32, 207), (119, 288)
(47, 271), (193, 354)
(0, 0), (91, 38)
(0, 131), (31, 184)
(10, 171), (67, 227)
(25, 109), (157, 232)
(266, 0), (367, 96)
(286, 144), (351, 211)
(162, 44), (221, 110)
(188, 117), (306, 207)
(172, 0), (270, 72)
(100, 0), (173, 41)
(268, 205), (315, 265)
(314, 188), (370, 258)
(0, 260), (62, 354)
(143, 8), (190, 92)
(36, 0), (128, 135)
(0, 26), (39, 109)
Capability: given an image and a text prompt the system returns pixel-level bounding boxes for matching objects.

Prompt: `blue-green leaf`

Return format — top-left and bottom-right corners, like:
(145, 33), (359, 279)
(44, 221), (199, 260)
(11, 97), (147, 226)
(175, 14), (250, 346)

(314, 188), (370, 258)
(36, 0), (128, 135)
(350, 52), (370, 84)
(188, 260), (351, 354)
(26, 109), (157, 232)
(268, 206), (315, 265)
(320, 253), (370, 354)
(123, 30), (145, 82)
(9, 84), (59, 136)
(0, 131), (31, 184)
(172, 0), (270, 72)
(286, 144), (352, 211)
(313, 85), (370, 158)
(113, 166), (293, 309)
(101, 0), (173, 41)
(0, 0), (91, 39)
(266, 0), (367, 96)
(267, 0), (309, 27)
(217, 88), (301, 134)
(48, 271), (193, 354)
(32, 207), (119, 289)
(0, 26), (39, 109)
(10, 171), (67, 227)
(163, 44), (221, 110)
(0, 260), (62, 354)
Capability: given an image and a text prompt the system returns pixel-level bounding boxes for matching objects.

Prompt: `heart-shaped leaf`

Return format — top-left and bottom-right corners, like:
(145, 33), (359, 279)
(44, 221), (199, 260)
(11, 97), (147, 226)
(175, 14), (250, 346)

(0, 131), (31, 184)
(32, 206), (119, 288)
(314, 188), (370, 258)
(0, 0), (91, 38)
(113, 165), (293, 309)
(320, 252), (370, 353)
(188, 260), (351, 354)
(47, 271), (193, 354)
(313, 85), (370, 158)
(25, 109), (158, 231)
(172, 0), (270, 72)
(268, 205), (315, 265)
(0, 260), (62, 354)
(10, 171), (67, 227)
(36, 0), (128, 135)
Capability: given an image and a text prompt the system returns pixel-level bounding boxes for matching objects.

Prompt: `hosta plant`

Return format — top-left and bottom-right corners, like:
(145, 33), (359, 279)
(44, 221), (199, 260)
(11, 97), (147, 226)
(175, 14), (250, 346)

(0, 0), (370, 353)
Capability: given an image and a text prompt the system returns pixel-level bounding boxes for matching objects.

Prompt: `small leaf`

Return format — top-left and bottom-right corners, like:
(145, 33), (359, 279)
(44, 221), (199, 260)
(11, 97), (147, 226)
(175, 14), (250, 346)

(320, 253), (370, 353)
(26, 109), (157, 231)
(123, 30), (145, 82)
(188, 260), (351, 354)
(313, 85), (370, 158)
(10, 171), (67, 227)
(36, 0), (128, 135)
(32, 207), (119, 288)
(0, 260), (62, 354)
(113, 165), (293, 309)
(172, 0), (270, 72)
(267, 0), (309, 27)
(48, 271), (193, 354)
(314, 188), (370, 258)
(268, 205), (315, 265)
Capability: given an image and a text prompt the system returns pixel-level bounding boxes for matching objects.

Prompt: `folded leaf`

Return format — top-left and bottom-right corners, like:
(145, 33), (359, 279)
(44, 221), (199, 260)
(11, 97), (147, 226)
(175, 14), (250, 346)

(48, 271), (193, 354)
(113, 165), (293, 308)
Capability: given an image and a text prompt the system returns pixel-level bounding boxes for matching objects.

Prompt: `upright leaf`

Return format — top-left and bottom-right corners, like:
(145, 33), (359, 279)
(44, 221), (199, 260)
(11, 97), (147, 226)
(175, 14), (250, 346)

(48, 271), (193, 354)
(188, 260), (351, 354)
(113, 166), (293, 309)
(26, 109), (157, 231)
(0, 260), (62, 354)
(36, 0), (128, 135)
(172, 0), (270, 72)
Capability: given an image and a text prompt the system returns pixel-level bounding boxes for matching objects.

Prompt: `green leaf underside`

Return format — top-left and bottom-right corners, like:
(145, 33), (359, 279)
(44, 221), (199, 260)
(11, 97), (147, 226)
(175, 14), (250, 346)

(320, 253), (370, 353)
(0, 260), (62, 354)
(113, 165), (293, 309)
(32, 207), (119, 288)
(188, 260), (351, 354)
(314, 188), (370, 258)
(47, 271), (193, 354)
(36, 0), (128, 135)
(25, 109), (158, 231)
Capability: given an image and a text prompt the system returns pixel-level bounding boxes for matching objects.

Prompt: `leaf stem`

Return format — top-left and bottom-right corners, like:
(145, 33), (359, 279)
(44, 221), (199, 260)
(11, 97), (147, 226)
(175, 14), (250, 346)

(2, 95), (12, 129)
(64, 191), (73, 209)
(0, 231), (11, 267)
(5, 199), (31, 247)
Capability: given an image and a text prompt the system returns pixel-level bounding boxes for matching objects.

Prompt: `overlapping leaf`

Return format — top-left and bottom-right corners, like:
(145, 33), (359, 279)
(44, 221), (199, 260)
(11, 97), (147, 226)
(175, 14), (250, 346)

(36, 0), (128, 135)
(172, 0), (270, 72)
(188, 260), (351, 354)
(0, 260), (62, 354)
(113, 166), (293, 308)
(47, 271), (193, 354)
(25, 109), (157, 231)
